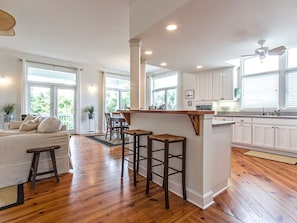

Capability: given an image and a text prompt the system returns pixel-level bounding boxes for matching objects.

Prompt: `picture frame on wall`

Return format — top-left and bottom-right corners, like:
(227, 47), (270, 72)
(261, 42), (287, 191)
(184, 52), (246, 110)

(185, 89), (194, 99)
(187, 100), (192, 107)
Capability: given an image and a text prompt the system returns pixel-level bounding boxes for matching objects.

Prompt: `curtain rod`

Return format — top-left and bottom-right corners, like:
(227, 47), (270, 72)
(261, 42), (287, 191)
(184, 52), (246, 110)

(20, 59), (83, 71)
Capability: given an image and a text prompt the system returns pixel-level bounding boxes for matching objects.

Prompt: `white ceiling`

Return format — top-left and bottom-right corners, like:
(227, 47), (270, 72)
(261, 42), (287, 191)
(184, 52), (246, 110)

(1, 0), (297, 74)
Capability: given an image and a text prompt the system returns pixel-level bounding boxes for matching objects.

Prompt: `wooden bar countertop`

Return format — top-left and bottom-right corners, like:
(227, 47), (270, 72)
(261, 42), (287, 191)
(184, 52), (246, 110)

(120, 109), (214, 135)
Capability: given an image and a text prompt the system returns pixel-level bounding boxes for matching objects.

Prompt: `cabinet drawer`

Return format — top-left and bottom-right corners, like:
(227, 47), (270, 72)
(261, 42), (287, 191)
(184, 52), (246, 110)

(233, 117), (252, 123)
(253, 118), (297, 126)
(215, 116), (233, 121)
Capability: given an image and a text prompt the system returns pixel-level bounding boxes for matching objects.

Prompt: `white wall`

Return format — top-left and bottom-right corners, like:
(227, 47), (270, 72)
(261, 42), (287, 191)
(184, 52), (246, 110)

(0, 52), (22, 127)
(182, 72), (196, 110)
(79, 68), (102, 134)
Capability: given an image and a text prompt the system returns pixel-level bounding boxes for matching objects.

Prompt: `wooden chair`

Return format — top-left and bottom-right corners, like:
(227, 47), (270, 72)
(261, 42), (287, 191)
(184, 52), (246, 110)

(104, 113), (121, 140)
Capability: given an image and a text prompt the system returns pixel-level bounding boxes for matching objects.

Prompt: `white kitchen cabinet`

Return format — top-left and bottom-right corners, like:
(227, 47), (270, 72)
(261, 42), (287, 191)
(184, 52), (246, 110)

(275, 126), (297, 152)
(212, 68), (234, 100)
(232, 117), (252, 145)
(196, 71), (212, 101)
(252, 118), (297, 153)
(252, 124), (275, 148)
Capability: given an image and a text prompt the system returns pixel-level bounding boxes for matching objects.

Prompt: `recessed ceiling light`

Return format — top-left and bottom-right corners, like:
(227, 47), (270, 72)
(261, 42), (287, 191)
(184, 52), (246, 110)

(160, 62), (167, 66)
(144, 51), (152, 55)
(196, 65), (203, 69)
(166, 24), (177, 31)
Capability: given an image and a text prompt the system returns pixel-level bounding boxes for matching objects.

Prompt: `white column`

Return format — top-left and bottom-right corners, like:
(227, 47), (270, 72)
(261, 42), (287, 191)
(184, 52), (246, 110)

(129, 39), (141, 109)
(140, 58), (146, 109)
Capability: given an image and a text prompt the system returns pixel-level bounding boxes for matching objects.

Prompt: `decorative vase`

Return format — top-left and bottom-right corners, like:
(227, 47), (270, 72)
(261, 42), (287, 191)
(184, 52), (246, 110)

(88, 113), (93, 119)
(4, 114), (14, 122)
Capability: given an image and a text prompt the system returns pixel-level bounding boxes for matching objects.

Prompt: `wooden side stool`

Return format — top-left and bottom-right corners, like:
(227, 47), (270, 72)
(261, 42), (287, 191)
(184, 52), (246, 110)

(121, 129), (152, 186)
(27, 145), (61, 189)
(146, 134), (186, 209)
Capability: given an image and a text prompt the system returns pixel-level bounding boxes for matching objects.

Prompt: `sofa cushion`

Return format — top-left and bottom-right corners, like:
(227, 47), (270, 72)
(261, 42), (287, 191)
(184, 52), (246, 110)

(37, 117), (61, 133)
(9, 121), (22, 129)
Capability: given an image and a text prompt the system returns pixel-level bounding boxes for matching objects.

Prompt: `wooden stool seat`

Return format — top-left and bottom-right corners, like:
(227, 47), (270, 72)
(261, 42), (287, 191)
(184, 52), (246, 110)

(123, 129), (152, 136)
(148, 134), (185, 142)
(27, 145), (60, 189)
(146, 134), (186, 209)
(121, 129), (152, 186)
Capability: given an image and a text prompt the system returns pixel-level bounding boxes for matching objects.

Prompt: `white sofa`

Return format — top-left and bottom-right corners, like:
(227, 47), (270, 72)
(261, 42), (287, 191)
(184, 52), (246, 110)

(0, 117), (71, 188)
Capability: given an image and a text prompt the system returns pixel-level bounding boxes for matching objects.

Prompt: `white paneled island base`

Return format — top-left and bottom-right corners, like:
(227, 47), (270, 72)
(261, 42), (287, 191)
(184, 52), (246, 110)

(121, 110), (234, 210)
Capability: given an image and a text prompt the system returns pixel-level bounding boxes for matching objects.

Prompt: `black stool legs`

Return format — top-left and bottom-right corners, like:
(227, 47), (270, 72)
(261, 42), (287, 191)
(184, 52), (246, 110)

(146, 134), (186, 209)
(121, 129), (152, 186)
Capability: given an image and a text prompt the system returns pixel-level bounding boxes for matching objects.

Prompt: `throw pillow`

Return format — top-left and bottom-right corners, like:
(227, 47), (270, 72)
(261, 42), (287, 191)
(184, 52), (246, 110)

(23, 114), (36, 122)
(18, 117), (40, 133)
(37, 117), (61, 133)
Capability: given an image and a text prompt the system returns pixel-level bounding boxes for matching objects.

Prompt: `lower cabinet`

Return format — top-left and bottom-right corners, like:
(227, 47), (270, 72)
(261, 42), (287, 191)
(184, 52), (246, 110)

(232, 117), (252, 145)
(252, 124), (274, 148)
(252, 120), (297, 153)
(275, 126), (297, 152)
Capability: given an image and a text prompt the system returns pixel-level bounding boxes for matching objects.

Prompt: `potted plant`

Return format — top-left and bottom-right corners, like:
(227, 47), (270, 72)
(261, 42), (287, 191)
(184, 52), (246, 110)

(3, 104), (15, 122)
(84, 105), (94, 119)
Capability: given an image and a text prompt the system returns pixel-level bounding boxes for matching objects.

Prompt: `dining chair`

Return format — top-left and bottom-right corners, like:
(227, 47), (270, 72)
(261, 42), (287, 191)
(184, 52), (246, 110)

(104, 113), (121, 140)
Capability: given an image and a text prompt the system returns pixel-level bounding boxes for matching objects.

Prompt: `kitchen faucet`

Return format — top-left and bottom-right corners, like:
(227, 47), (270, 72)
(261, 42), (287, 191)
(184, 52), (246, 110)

(273, 108), (281, 116)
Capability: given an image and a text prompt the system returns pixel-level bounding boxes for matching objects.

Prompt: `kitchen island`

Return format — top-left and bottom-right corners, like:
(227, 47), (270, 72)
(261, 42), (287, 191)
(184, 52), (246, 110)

(121, 109), (234, 209)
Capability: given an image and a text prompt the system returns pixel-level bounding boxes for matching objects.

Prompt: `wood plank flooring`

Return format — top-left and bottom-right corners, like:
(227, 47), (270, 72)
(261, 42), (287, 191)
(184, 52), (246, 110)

(1, 135), (297, 223)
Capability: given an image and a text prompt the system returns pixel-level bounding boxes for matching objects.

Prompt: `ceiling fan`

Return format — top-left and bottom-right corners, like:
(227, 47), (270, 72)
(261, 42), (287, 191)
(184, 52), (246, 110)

(0, 9), (16, 36)
(242, 40), (286, 59)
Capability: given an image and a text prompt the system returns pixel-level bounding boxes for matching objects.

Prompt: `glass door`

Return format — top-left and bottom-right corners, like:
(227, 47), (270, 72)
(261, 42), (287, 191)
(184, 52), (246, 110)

(29, 85), (75, 132)
(57, 88), (75, 131)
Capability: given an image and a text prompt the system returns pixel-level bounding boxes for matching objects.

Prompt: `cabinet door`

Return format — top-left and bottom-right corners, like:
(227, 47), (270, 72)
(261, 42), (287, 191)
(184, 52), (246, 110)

(252, 124), (275, 148)
(232, 123), (252, 144)
(212, 71), (223, 100)
(222, 69), (234, 100)
(232, 123), (242, 143)
(275, 126), (297, 152)
(196, 72), (212, 100)
(241, 124), (252, 144)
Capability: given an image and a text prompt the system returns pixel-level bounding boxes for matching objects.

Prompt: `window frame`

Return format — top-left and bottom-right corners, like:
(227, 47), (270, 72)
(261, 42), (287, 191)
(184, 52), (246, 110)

(151, 71), (178, 110)
(104, 74), (130, 113)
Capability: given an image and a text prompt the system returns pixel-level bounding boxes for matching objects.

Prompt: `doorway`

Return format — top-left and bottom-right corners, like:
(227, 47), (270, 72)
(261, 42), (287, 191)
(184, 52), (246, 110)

(29, 85), (75, 132)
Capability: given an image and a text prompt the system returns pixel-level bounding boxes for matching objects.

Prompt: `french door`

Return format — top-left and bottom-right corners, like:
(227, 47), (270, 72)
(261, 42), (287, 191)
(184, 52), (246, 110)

(29, 84), (75, 132)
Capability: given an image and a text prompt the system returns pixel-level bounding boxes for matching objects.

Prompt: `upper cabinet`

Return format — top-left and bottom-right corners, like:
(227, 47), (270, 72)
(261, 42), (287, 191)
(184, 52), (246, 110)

(196, 71), (213, 101)
(212, 68), (234, 100)
(196, 67), (234, 101)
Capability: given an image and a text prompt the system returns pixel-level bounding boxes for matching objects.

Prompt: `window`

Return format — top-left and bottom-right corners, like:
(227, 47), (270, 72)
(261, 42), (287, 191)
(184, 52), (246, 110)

(287, 47), (297, 68)
(105, 76), (130, 112)
(286, 71), (297, 107)
(152, 72), (177, 110)
(241, 56), (279, 108)
(286, 46), (297, 107)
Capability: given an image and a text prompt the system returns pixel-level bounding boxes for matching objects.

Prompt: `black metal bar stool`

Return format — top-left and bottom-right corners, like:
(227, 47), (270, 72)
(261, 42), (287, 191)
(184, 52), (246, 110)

(121, 129), (152, 186)
(146, 134), (186, 209)
(27, 145), (60, 189)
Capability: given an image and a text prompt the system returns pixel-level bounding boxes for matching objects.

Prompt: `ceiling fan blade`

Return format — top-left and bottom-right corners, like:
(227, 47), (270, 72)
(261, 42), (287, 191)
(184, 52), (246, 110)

(268, 46), (286, 55)
(240, 54), (256, 58)
(0, 10), (16, 31)
(0, 28), (15, 36)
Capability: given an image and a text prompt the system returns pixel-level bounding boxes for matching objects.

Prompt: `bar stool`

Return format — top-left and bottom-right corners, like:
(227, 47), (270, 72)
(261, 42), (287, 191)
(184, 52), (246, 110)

(121, 129), (152, 186)
(146, 134), (186, 209)
(27, 145), (60, 189)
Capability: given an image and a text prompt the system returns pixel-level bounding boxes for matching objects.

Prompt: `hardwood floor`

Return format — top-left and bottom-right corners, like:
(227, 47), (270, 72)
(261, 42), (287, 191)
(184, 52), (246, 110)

(1, 135), (297, 223)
